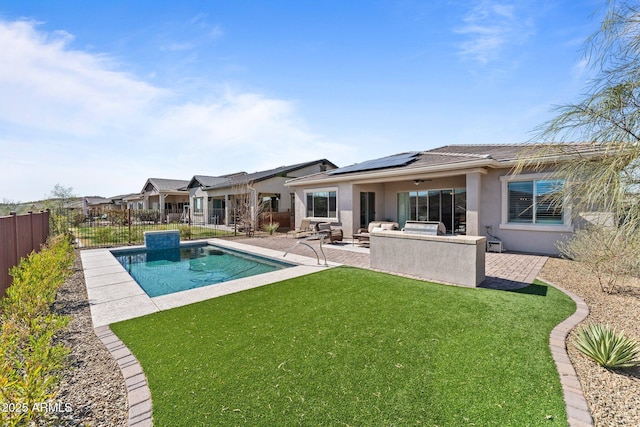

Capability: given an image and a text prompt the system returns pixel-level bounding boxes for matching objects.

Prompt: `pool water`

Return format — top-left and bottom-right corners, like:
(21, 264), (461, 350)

(112, 244), (292, 297)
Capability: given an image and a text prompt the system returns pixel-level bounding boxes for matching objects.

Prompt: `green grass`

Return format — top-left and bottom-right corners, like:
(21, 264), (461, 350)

(111, 267), (575, 426)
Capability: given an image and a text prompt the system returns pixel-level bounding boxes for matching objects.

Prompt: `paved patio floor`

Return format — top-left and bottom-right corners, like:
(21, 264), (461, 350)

(235, 234), (548, 290)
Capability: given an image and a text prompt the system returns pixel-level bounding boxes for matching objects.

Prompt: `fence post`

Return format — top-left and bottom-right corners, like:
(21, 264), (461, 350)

(11, 212), (19, 265)
(29, 211), (36, 253)
(128, 209), (132, 245)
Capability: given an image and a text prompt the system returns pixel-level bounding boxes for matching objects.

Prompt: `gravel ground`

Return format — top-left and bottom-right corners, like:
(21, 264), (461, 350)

(540, 258), (640, 427)
(52, 251), (128, 427)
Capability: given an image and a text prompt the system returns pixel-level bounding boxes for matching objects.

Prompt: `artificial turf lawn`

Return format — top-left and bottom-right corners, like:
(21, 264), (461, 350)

(110, 267), (576, 426)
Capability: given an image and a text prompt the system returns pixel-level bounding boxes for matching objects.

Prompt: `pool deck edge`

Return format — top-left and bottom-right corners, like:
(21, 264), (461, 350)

(81, 239), (337, 327)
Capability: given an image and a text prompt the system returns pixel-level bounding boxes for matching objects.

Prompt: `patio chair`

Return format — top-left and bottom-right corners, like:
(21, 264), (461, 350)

(287, 219), (315, 239)
(316, 222), (344, 244)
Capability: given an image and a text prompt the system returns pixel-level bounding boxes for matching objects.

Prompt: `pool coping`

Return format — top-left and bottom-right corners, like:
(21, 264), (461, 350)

(81, 238), (338, 327)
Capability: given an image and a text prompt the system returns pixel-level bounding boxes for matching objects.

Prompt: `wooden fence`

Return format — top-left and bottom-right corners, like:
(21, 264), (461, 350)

(259, 211), (292, 229)
(0, 211), (50, 297)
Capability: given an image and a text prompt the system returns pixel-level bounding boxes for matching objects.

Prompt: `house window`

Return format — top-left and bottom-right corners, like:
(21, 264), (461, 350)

(194, 197), (203, 213)
(507, 179), (563, 224)
(500, 174), (572, 232)
(306, 190), (337, 218)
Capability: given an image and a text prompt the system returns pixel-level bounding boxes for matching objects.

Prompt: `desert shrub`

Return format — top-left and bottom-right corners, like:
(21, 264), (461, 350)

(127, 228), (144, 244)
(263, 222), (280, 235)
(107, 210), (128, 226)
(49, 213), (69, 236)
(0, 236), (74, 426)
(94, 227), (114, 244)
(70, 213), (86, 227)
(574, 324), (640, 369)
(135, 210), (160, 224)
(557, 224), (640, 293)
(179, 225), (192, 239)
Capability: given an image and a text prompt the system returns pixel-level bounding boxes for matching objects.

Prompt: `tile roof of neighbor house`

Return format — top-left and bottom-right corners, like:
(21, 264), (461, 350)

(186, 173), (247, 189)
(109, 193), (139, 200)
(144, 178), (191, 192)
(202, 159), (338, 190)
(286, 143), (605, 185)
(84, 196), (113, 206)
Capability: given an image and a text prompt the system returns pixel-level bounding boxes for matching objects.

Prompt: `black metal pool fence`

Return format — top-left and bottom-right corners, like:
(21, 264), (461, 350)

(52, 207), (233, 248)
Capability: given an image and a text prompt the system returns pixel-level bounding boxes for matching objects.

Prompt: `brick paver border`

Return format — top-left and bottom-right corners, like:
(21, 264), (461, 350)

(94, 325), (153, 427)
(539, 277), (594, 427)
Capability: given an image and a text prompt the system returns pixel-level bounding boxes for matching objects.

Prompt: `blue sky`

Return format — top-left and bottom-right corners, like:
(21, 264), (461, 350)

(0, 0), (603, 202)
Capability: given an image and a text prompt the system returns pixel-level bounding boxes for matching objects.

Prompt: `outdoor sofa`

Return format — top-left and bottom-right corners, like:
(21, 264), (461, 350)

(354, 221), (399, 246)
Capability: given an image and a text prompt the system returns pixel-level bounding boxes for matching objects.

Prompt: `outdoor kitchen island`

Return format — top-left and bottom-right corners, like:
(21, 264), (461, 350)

(369, 221), (486, 287)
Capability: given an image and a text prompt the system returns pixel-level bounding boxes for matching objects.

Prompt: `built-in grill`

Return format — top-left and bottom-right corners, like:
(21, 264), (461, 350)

(402, 220), (446, 236)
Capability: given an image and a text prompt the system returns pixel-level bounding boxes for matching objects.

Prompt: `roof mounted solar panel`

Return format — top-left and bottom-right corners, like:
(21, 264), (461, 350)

(328, 152), (420, 175)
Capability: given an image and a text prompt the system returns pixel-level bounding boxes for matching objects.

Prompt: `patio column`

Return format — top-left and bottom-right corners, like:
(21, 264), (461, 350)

(204, 196), (210, 225)
(224, 194), (230, 226)
(159, 193), (166, 223)
(466, 172), (481, 236)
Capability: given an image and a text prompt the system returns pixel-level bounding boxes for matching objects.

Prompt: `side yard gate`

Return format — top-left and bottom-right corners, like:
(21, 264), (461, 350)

(0, 211), (50, 297)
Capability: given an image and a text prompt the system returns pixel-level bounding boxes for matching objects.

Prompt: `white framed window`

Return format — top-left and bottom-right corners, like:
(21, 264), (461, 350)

(194, 197), (203, 213)
(500, 173), (573, 232)
(305, 189), (338, 219)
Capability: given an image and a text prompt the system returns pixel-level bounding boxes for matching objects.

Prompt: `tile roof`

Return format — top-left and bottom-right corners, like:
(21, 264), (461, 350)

(286, 143), (604, 184)
(145, 178), (190, 192)
(203, 159), (337, 190)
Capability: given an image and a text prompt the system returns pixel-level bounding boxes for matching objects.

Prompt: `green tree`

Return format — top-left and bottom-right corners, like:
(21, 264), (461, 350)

(44, 184), (77, 236)
(44, 184), (76, 213)
(519, 1), (640, 291)
(522, 1), (640, 221)
(0, 198), (20, 216)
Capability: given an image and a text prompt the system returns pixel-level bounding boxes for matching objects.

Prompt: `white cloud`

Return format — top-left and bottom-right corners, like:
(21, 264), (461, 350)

(0, 19), (347, 202)
(454, 1), (534, 64)
(0, 20), (165, 136)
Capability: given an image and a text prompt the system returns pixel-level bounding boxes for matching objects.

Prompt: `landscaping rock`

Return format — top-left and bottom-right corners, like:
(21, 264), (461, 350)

(53, 252), (128, 426)
(541, 258), (640, 427)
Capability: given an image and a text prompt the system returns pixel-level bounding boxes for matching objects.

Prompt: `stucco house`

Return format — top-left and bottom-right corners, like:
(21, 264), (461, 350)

(187, 160), (337, 227)
(125, 178), (190, 223)
(81, 194), (137, 215)
(285, 144), (603, 255)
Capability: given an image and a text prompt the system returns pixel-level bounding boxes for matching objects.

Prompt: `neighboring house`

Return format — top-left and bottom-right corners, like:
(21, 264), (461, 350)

(126, 178), (190, 223)
(109, 193), (139, 211)
(186, 173), (246, 225)
(82, 196), (113, 216)
(187, 160), (337, 227)
(285, 144), (603, 255)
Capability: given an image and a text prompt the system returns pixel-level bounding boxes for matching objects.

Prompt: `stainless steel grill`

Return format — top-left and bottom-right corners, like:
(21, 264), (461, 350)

(402, 220), (446, 235)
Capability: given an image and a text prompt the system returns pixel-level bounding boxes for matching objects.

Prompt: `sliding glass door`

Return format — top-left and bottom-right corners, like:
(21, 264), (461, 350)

(397, 189), (466, 234)
(359, 192), (375, 228)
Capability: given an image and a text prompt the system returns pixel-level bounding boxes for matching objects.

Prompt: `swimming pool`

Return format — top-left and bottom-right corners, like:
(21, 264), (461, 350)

(112, 243), (294, 297)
